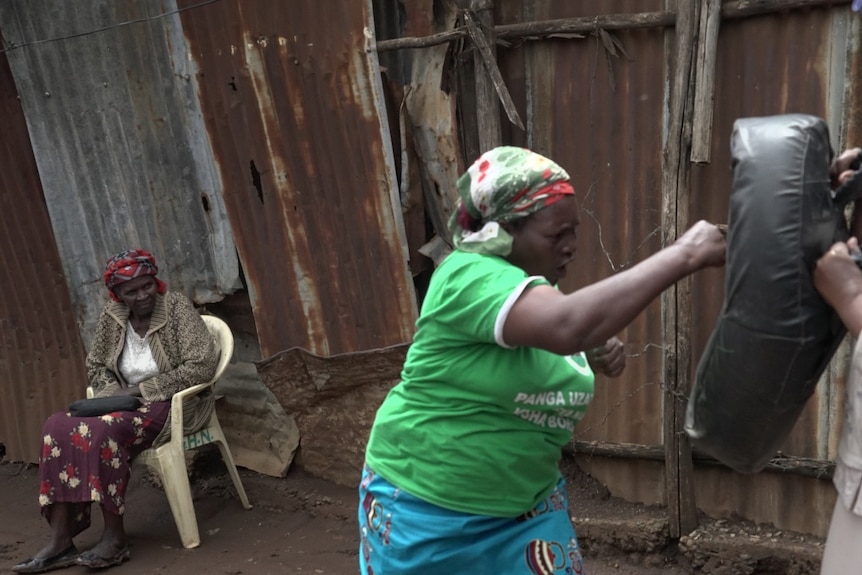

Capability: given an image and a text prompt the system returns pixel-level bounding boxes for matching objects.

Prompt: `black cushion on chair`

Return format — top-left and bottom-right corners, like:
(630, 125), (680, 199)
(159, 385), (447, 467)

(69, 396), (142, 417)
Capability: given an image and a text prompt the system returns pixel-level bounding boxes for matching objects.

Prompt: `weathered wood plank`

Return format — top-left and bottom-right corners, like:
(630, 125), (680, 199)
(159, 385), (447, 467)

(568, 441), (835, 480)
(375, 1), (850, 52)
(691, 0), (722, 163)
(661, 0), (701, 538)
(465, 10), (524, 131)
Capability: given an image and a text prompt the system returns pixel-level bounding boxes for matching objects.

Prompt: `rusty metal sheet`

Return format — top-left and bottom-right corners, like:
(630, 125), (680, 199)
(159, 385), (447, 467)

(178, 0), (417, 358)
(0, 31), (88, 463)
(691, 465), (838, 538)
(493, 0), (859, 534)
(496, 0), (670, 451)
(0, 0), (242, 348)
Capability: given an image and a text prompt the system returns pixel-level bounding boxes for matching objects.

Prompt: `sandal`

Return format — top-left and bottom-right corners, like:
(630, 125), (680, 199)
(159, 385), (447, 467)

(12, 544), (79, 573)
(75, 546), (130, 569)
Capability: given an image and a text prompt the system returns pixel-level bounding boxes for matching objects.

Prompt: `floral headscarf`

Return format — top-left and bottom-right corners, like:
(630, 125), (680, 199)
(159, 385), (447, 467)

(103, 248), (168, 301)
(447, 146), (574, 256)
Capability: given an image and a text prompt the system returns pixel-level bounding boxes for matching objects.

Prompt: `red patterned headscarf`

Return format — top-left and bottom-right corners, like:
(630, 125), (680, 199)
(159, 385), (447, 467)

(103, 248), (168, 301)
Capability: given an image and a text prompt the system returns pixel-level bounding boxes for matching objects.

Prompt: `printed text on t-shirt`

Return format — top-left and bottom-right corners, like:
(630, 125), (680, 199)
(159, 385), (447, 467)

(512, 391), (594, 430)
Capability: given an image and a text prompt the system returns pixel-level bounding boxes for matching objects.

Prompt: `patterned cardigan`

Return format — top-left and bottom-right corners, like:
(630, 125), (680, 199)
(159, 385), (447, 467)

(87, 291), (219, 447)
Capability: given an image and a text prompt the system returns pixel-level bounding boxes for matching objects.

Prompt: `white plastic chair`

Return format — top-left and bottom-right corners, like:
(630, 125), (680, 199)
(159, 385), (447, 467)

(87, 315), (252, 548)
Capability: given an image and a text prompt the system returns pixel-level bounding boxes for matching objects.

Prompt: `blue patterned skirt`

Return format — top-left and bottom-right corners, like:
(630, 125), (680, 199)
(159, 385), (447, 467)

(358, 465), (585, 575)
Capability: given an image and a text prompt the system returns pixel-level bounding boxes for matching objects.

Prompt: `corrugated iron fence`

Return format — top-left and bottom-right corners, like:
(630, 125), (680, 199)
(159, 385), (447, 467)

(0, 0), (860, 538)
(0, 0), (417, 463)
(378, 0), (858, 536)
(482, 0), (857, 537)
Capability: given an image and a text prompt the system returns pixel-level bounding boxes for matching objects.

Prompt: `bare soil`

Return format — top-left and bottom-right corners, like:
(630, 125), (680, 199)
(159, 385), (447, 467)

(0, 453), (825, 575)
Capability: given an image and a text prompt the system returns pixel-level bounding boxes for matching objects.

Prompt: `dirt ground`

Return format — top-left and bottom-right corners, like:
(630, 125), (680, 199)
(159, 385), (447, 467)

(0, 453), (826, 575)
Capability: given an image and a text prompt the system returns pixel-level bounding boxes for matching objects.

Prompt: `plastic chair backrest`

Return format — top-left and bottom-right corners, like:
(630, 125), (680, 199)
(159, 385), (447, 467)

(201, 315), (233, 385)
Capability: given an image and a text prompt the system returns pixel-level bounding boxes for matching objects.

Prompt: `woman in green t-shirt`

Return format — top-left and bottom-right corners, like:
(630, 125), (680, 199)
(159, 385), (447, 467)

(360, 146), (726, 574)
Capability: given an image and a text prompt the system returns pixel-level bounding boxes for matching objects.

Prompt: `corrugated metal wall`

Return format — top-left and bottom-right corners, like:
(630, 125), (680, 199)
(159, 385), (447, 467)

(0, 0), (242, 349)
(492, 0), (671, 499)
(0, 27), (88, 463)
(484, 0), (859, 535)
(0, 0), (417, 461)
(176, 0), (418, 358)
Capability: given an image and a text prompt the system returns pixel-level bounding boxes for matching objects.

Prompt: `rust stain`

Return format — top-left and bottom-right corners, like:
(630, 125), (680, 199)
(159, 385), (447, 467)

(178, 0), (416, 358)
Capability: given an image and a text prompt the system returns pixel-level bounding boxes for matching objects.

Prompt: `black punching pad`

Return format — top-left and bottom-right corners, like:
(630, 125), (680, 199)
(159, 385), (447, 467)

(685, 114), (849, 474)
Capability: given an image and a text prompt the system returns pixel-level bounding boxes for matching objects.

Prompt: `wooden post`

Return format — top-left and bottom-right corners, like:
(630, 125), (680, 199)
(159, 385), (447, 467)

(470, 0), (502, 152)
(661, 0), (701, 538)
(691, 0), (722, 163)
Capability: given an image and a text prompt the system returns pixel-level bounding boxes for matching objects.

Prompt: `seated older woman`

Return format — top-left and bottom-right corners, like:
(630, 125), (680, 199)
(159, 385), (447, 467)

(12, 249), (219, 573)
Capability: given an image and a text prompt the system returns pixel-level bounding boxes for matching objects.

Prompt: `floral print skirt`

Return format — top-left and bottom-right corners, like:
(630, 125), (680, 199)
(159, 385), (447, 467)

(38, 401), (170, 525)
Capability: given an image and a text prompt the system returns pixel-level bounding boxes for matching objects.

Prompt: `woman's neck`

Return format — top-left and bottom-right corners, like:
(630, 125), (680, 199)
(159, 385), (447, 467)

(129, 312), (152, 337)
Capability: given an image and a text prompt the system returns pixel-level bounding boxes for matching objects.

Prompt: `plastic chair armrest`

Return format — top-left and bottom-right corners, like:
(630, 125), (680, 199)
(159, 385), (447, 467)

(168, 381), (215, 445)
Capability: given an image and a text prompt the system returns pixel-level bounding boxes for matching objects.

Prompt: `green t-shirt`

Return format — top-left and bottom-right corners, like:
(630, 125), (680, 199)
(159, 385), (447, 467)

(365, 250), (595, 516)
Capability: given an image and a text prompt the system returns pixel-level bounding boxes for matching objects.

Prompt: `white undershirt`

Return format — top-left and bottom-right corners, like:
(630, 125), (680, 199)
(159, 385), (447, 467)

(118, 322), (159, 386)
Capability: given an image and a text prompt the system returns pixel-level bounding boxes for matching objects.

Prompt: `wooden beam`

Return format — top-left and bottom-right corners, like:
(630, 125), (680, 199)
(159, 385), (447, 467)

(661, 0), (700, 539)
(377, 29), (465, 53)
(567, 441), (835, 480)
(464, 10), (525, 131)
(722, 0), (850, 20)
(691, 0), (722, 163)
(376, 12), (674, 52)
(494, 11), (676, 38)
(374, 0), (851, 53)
